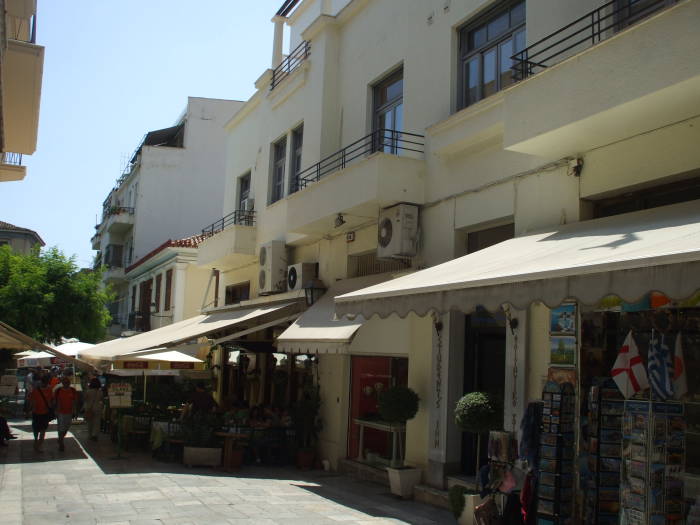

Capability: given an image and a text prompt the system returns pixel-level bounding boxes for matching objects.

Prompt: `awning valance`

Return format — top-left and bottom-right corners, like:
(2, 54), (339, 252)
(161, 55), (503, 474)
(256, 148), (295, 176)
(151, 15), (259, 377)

(277, 274), (396, 354)
(80, 302), (299, 362)
(335, 200), (700, 319)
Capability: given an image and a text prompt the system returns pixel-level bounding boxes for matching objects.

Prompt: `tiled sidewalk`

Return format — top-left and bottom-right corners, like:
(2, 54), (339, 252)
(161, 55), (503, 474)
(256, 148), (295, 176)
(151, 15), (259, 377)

(0, 419), (453, 525)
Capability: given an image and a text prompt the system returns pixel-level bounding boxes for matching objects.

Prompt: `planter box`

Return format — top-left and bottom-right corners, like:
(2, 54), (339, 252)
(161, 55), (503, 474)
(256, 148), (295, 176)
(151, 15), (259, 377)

(183, 446), (222, 468)
(387, 467), (422, 499)
(458, 493), (485, 525)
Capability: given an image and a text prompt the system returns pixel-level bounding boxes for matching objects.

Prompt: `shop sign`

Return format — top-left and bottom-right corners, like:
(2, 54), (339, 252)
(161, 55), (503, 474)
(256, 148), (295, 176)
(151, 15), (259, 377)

(170, 362), (194, 369)
(50, 357), (67, 365)
(123, 361), (148, 369)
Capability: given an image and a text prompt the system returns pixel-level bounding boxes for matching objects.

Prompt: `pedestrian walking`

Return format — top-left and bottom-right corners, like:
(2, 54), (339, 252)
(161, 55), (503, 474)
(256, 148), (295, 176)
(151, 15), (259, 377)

(29, 374), (53, 451)
(54, 376), (77, 451)
(23, 367), (35, 416)
(83, 377), (103, 441)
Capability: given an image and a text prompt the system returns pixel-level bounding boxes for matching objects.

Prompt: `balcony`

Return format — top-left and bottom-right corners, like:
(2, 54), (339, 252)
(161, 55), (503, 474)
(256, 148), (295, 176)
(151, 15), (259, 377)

(271, 41), (310, 90)
(3, 5), (43, 155)
(103, 207), (135, 234)
(286, 129), (425, 237)
(103, 266), (126, 284)
(91, 231), (101, 250)
(502, 0), (698, 160)
(0, 152), (26, 182)
(197, 210), (257, 268)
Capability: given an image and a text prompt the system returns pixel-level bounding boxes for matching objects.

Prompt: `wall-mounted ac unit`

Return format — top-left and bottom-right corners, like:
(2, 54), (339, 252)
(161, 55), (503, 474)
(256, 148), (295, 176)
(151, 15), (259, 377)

(287, 263), (316, 292)
(377, 203), (419, 259)
(241, 198), (255, 212)
(258, 240), (287, 294)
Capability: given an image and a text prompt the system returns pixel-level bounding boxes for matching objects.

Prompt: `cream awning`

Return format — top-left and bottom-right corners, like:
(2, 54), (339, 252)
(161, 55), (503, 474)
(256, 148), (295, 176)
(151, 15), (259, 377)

(335, 200), (700, 319)
(0, 321), (92, 370)
(81, 302), (299, 362)
(133, 350), (202, 363)
(277, 274), (397, 354)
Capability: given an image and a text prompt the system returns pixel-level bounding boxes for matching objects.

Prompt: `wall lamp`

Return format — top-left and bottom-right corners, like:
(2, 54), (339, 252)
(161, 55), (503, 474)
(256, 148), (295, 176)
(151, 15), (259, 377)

(303, 278), (326, 306)
(334, 213), (346, 228)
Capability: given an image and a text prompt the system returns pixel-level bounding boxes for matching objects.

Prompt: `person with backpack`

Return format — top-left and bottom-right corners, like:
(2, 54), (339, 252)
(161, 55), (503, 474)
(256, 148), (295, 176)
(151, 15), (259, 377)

(29, 374), (53, 452)
(54, 376), (77, 451)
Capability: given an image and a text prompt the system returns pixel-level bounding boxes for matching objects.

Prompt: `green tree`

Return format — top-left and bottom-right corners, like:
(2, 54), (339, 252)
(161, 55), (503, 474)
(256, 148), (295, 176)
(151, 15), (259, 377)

(0, 245), (112, 343)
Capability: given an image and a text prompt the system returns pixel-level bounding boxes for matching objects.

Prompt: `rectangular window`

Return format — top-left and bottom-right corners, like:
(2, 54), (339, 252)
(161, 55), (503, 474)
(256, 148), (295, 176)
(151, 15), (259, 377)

(238, 172), (251, 210)
(164, 269), (173, 311)
(290, 125), (304, 194)
(348, 252), (410, 278)
(458, 1), (526, 109)
(225, 282), (250, 306)
(154, 274), (162, 313)
(373, 70), (403, 154)
(131, 285), (137, 312)
(270, 137), (287, 204)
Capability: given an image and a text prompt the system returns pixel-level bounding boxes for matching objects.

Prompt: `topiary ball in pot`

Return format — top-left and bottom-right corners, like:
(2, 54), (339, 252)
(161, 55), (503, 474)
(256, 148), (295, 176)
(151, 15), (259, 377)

(378, 385), (419, 423)
(454, 391), (499, 433)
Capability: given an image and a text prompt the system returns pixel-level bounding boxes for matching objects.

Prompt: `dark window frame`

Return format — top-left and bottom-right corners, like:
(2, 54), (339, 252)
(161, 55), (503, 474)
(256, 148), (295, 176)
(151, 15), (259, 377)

(238, 172), (251, 210)
(373, 69), (404, 154)
(270, 137), (287, 204)
(290, 125), (304, 194)
(225, 281), (251, 306)
(164, 269), (173, 311)
(457, 0), (526, 110)
(154, 274), (162, 313)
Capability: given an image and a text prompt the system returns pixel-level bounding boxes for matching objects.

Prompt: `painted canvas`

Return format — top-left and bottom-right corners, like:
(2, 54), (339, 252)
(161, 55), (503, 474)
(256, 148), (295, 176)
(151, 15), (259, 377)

(550, 304), (576, 334)
(550, 336), (576, 366)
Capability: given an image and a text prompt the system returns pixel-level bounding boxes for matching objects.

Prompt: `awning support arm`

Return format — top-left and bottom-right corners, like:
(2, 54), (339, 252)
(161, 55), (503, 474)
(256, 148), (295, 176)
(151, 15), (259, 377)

(212, 314), (300, 345)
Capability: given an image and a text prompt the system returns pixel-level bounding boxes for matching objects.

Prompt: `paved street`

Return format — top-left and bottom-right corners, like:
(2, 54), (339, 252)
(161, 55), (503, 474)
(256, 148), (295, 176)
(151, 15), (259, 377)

(0, 419), (452, 525)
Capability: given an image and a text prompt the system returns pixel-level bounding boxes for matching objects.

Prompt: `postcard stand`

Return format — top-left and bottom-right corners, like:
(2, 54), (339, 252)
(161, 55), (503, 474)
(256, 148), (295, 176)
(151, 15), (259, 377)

(621, 400), (686, 525)
(537, 381), (576, 525)
(584, 379), (624, 525)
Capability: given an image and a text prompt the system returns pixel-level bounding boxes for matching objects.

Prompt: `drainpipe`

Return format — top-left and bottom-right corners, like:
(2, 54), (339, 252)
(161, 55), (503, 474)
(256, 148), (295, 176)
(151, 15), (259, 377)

(271, 15), (286, 68)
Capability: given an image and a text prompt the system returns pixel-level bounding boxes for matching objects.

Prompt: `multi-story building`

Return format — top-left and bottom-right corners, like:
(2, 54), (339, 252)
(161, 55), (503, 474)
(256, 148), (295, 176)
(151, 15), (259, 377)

(0, 220), (44, 253)
(0, 0), (44, 182)
(92, 97), (242, 336)
(197, 0), (700, 498)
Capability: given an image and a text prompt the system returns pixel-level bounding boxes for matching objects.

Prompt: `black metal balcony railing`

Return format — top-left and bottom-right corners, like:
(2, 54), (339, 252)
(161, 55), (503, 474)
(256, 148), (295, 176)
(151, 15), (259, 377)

(1, 152), (23, 166)
(7, 14), (37, 44)
(201, 210), (256, 235)
(271, 40), (311, 90)
(295, 129), (425, 191)
(101, 206), (135, 221)
(512, 0), (676, 81)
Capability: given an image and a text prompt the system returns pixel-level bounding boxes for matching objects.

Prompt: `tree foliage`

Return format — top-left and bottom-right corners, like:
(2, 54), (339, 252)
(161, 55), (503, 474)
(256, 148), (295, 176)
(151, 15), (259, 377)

(0, 245), (112, 344)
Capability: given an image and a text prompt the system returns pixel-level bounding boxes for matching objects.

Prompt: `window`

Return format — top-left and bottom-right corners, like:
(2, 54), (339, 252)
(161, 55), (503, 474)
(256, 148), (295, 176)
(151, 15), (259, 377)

(290, 125), (304, 194)
(348, 252), (410, 278)
(467, 223), (514, 254)
(270, 137), (287, 204)
(373, 70), (403, 153)
(164, 269), (173, 311)
(131, 285), (137, 312)
(458, 1), (525, 108)
(225, 282), (250, 306)
(615, 0), (676, 28)
(154, 274), (162, 313)
(238, 172), (251, 210)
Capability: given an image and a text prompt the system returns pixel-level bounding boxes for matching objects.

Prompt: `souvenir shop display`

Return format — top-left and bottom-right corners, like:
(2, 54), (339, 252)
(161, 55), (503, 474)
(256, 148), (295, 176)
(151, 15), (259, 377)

(620, 400), (686, 525)
(537, 381), (576, 525)
(584, 379), (624, 525)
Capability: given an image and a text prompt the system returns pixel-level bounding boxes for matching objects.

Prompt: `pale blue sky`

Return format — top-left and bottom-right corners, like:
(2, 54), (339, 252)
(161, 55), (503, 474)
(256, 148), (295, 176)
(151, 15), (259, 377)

(0, 1), (280, 267)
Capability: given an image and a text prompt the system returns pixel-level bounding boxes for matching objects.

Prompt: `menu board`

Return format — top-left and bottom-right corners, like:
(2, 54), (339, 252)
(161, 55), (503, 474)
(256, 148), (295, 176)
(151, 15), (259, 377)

(108, 382), (132, 408)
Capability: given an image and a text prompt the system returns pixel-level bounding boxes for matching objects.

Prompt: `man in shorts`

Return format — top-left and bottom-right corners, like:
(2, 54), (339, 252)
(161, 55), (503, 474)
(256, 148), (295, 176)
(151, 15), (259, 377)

(54, 376), (77, 451)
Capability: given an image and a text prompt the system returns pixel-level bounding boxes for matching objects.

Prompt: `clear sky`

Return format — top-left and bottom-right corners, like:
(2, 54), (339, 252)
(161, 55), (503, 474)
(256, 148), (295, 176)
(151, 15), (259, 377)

(0, 1), (281, 268)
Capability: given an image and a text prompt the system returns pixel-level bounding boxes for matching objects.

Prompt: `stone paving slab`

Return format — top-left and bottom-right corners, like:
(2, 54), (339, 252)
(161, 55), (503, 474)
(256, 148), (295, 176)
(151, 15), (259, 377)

(0, 418), (453, 525)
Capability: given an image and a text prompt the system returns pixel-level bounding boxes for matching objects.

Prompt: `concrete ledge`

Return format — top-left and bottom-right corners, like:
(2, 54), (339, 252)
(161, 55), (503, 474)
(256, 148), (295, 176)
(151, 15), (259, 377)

(414, 484), (450, 510)
(337, 458), (389, 486)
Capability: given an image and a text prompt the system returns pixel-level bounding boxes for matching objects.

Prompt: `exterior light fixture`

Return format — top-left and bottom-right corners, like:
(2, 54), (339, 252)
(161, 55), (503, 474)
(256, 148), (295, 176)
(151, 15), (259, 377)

(335, 213), (346, 228)
(303, 278), (326, 306)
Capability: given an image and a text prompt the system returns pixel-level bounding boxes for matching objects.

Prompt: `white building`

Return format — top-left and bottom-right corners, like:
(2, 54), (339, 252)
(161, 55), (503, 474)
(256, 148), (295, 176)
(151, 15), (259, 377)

(92, 97), (243, 336)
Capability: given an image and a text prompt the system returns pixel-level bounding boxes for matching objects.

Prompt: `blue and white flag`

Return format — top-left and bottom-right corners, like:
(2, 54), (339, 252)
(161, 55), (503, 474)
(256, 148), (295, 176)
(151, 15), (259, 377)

(648, 334), (674, 400)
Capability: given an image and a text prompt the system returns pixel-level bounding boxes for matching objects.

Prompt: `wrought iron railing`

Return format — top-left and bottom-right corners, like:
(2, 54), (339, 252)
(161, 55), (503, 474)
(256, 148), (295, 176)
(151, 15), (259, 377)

(512, 0), (676, 81)
(7, 14), (36, 44)
(1, 152), (23, 166)
(201, 210), (256, 235)
(271, 40), (311, 90)
(295, 129), (424, 191)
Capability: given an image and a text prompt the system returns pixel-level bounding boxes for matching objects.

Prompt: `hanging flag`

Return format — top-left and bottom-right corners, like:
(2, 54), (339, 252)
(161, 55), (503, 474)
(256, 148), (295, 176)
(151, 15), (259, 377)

(673, 332), (688, 400)
(611, 331), (649, 398)
(648, 334), (674, 401)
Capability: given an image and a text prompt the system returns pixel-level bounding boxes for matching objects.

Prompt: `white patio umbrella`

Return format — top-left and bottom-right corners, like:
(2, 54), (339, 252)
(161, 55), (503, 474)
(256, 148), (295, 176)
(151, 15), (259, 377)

(54, 341), (95, 357)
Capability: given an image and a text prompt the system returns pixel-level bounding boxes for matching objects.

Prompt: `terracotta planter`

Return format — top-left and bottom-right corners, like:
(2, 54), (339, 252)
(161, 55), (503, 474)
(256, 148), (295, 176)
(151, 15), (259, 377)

(387, 466), (422, 499)
(296, 448), (315, 470)
(183, 446), (222, 468)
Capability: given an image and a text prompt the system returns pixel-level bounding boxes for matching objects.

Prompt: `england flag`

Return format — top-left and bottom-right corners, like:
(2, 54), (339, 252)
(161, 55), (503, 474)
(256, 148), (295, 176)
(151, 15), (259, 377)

(611, 331), (649, 398)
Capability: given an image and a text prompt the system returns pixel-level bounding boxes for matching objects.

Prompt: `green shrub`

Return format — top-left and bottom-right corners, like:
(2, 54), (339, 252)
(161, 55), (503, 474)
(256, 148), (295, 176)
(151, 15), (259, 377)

(448, 485), (467, 518)
(454, 392), (500, 433)
(378, 385), (419, 423)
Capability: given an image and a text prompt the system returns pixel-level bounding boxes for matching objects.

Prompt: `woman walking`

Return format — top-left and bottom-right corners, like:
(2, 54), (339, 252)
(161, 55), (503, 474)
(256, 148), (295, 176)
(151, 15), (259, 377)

(83, 378), (103, 441)
(29, 374), (53, 452)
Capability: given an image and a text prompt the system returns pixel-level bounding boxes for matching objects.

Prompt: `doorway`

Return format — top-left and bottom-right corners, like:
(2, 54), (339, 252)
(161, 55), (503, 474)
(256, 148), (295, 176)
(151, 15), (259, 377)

(460, 307), (506, 474)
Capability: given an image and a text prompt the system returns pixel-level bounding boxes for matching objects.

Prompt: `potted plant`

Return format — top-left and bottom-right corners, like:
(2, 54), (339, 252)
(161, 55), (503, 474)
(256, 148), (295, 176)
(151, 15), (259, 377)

(449, 484), (485, 525)
(378, 385), (422, 498)
(182, 412), (223, 467)
(292, 382), (321, 470)
(454, 392), (500, 480)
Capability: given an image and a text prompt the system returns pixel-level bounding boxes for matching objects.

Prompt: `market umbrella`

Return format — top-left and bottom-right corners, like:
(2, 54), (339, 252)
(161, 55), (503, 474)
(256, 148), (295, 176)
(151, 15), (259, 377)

(53, 341), (95, 357)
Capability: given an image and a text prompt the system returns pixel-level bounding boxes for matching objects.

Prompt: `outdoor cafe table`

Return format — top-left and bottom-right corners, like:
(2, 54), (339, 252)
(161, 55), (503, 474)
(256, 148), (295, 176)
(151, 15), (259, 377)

(215, 431), (250, 471)
(353, 418), (406, 467)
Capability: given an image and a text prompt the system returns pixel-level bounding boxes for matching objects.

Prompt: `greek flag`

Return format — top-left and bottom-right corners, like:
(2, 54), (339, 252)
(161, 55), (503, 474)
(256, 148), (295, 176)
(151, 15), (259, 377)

(648, 334), (674, 400)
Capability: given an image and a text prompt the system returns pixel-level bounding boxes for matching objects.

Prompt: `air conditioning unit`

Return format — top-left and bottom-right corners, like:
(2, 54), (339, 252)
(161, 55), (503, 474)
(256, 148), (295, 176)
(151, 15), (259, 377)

(258, 240), (287, 294)
(377, 203), (419, 259)
(287, 263), (316, 292)
(241, 198), (255, 212)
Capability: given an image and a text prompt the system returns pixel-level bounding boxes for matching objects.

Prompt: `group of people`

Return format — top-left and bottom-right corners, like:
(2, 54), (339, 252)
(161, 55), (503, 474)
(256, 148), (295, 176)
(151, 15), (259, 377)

(21, 368), (104, 452)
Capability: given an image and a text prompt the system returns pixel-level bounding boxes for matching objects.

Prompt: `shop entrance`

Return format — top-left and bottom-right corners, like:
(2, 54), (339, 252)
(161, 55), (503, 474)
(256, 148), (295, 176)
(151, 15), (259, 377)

(460, 308), (506, 474)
